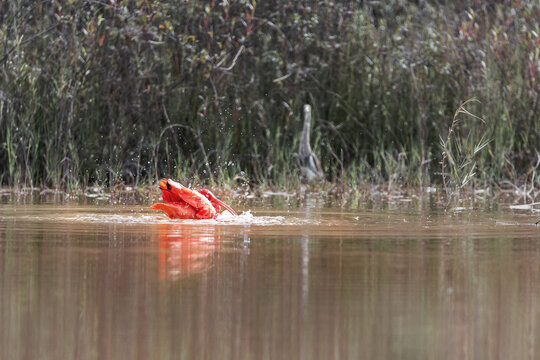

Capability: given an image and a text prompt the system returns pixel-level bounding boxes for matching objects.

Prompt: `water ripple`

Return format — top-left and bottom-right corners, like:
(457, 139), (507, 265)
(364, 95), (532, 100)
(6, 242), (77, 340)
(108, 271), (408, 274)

(5, 210), (318, 227)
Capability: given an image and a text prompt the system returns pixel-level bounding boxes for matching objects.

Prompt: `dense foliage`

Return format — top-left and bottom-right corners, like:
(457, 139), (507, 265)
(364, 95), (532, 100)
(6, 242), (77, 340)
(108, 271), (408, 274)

(0, 0), (539, 189)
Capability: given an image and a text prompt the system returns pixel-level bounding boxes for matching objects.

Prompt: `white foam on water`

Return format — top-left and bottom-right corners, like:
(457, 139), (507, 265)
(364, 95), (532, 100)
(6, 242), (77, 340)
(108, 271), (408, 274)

(509, 202), (540, 210)
(44, 210), (317, 226)
(495, 221), (538, 227)
(261, 191), (296, 198)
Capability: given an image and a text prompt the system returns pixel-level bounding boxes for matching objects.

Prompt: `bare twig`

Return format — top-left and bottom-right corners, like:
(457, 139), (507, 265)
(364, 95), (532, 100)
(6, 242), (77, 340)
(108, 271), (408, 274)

(156, 107), (215, 183)
(0, 23), (60, 65)
(216, 45), (245, 72)
(273, 72), (292, 83)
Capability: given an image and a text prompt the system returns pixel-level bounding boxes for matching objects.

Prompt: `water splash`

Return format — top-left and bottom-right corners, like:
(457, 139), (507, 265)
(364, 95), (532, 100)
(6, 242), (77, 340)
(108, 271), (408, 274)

(12, 209), (318, 226)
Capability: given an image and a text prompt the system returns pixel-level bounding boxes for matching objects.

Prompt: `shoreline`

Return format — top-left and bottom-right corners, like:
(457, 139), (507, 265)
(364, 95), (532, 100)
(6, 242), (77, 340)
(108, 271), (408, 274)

(1, 182), (539, 209)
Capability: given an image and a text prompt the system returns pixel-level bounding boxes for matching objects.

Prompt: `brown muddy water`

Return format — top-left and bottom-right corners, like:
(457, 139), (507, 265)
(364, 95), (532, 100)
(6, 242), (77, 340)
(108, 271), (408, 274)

(1, 198), (540, 360)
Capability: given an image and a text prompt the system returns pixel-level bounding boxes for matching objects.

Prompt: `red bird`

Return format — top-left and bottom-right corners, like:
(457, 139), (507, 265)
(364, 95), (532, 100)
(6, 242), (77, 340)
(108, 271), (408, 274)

(151, 179), (237, 219)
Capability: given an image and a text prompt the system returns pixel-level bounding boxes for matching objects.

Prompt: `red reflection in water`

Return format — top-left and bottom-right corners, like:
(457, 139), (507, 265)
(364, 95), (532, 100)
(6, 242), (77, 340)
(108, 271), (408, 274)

(153, 224), (220, 281)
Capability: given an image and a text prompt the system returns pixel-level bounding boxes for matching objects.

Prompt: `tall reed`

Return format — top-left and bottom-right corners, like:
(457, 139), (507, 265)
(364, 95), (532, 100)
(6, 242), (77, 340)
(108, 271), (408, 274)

(0, 1), (538, 190)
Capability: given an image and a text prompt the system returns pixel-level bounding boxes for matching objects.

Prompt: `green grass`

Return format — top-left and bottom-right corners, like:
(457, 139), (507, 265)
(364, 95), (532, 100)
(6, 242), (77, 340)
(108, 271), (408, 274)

(441, 99), (490, 205)
(0, 1), (539, 193)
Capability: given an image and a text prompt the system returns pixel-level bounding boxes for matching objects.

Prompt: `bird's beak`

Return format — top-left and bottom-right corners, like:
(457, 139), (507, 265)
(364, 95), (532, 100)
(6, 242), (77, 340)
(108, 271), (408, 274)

(214, 198), (238, 216)
(206, 192), (238, 216)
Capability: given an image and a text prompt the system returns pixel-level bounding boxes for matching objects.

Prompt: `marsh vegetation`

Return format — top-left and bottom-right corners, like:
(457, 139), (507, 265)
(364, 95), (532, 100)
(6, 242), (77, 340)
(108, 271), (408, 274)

(0, 1), (538, 197)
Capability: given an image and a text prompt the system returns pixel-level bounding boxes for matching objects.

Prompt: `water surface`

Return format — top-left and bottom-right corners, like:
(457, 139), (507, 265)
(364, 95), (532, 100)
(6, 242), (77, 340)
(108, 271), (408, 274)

(1, 202), (539, 359)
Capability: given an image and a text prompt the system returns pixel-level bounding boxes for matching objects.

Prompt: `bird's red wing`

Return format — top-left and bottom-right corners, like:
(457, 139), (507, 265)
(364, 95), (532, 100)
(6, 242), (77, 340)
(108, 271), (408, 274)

(151, 202), (198, 219)
(154, 179), (218, 219)
(166, 180), (217, 219)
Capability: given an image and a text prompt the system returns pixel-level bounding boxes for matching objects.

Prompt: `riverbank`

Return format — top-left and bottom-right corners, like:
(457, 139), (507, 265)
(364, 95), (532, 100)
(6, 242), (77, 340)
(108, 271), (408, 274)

(1, 182), (539, 215)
